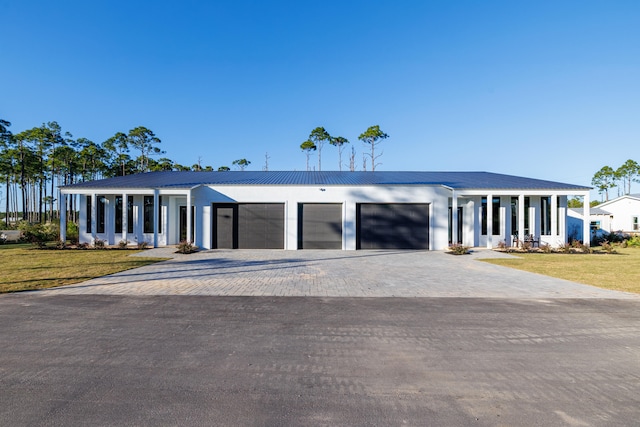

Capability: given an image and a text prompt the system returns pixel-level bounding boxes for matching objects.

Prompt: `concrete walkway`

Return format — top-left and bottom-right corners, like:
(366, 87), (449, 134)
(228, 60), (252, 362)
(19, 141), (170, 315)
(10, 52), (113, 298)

(39, 249), (639, 299)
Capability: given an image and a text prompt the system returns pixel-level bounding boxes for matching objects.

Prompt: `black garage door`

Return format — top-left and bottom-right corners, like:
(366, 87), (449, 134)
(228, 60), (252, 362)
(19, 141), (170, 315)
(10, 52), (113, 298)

(213, 203), (285, 249)
(298, 203), (342, 249)
(357, 203), (430, 249)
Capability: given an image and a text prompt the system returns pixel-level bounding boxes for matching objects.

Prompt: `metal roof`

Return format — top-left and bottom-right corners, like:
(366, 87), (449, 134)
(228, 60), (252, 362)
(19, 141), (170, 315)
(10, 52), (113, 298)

(61, 171), (591, 191)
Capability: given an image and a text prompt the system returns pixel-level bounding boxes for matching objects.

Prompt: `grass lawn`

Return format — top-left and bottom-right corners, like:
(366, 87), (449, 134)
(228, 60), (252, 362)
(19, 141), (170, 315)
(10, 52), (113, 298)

(0, 244), (166, 293)
(481, 247), (640, 294)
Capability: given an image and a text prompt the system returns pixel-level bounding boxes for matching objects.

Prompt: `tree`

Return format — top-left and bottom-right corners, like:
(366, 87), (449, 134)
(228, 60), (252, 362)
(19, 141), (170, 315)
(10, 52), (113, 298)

(103, 132), (130, 176)
(329, 136), (349, 171)
(127, 127), (163, 173)
(300, 140), (316, 171)
(591, 166), (617, 201)
(616, 159), (640, 195)
(309, 127), (330, 171)
(232, 158), (250, 171)
(0, 119), (13, 226)
(358, 125), (388, 171)
(218, 166), (230, 171)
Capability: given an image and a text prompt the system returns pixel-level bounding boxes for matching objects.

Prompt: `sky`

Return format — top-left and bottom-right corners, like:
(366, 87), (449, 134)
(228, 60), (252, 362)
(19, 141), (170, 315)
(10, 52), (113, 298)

(1, 0), (639, 198)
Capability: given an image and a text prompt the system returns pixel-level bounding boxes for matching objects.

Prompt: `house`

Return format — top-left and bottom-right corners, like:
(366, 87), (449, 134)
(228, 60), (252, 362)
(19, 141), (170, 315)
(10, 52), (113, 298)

(568, 194), (640, 238)
(58, 171), (592, 250)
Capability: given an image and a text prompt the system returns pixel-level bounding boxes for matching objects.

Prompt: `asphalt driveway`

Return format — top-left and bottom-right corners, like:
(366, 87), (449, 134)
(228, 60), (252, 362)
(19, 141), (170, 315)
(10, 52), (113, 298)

(2, 249), (639, 426)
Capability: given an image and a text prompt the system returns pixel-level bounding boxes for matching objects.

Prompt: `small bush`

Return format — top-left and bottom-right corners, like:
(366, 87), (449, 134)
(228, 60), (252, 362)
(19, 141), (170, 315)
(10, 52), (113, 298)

(601, 241), (616, 254)
(540, 243), (552, 253)
(176, 240), (198, 254)
(137, 241), (149, 250)
(77, 242), (90, 250)
(118, 239), (129, 249)
(626, 235), (640, 247)
(93, 238), (105, 249)
(558, 243), (572, 254)
(448, 243), (470, 255)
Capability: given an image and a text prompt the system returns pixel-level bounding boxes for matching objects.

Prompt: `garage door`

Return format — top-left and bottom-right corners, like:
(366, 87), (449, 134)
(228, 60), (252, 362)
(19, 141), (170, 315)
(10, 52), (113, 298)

(298, 203), (342, 249)
(213, 203), (285, 249)
(357, 203), (429, 249)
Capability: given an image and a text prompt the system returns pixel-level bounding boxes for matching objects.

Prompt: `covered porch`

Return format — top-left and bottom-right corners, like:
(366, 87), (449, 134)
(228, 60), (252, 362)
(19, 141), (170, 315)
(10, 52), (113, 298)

(59, 187), (198, 247)
(448, 189), (591, 248)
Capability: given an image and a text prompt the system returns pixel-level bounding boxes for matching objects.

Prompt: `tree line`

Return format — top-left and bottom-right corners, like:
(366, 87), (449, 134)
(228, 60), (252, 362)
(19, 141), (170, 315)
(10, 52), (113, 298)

(0, 119), (247, 225)
(591, 159), (640, 201)
(0, 117), (389, 227)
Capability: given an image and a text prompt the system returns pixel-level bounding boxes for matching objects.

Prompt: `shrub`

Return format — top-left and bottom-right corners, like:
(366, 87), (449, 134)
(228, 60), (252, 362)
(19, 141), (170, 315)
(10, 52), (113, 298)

(176, 240), (198, 254)
(626, 235), (640, 247)
(540, 243), (552, 253)
(66, 221), (79, 243)
(558, 243), (572, 254)
(137, 241), (149, 250)
(93, 238), (105, 249)
(118, 239), (129, 249)
(448, 243), (470, 255)
(18, 221), (58, 248)
(601, 241), (616, 254)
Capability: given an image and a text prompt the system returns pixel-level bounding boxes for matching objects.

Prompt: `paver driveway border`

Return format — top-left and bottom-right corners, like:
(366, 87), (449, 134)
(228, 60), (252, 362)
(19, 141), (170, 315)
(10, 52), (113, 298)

(38, 248), (640, 299)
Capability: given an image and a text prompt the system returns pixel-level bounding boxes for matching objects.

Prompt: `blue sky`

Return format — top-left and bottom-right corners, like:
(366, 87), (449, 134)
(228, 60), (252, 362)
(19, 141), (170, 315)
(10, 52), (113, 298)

(2, 0), (639, 195)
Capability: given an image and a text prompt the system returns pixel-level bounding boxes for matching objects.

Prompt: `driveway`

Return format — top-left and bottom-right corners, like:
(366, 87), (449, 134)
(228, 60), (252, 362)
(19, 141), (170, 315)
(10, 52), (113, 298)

(39, 248), (639, 299)
(3, 250), (640, 426)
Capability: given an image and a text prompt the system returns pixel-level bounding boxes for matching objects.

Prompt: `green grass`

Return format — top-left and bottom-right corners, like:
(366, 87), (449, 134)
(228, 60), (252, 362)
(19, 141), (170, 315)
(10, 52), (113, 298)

(480, 247), (640, 294)
(0, 245), (166, 293)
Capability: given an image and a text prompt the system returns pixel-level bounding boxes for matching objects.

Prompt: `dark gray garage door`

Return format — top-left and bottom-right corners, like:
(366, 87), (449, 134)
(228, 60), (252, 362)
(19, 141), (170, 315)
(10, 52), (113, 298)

(357, 203), (430, 249)
(298, 203), (342, 249)
(213, 203), (285, 249)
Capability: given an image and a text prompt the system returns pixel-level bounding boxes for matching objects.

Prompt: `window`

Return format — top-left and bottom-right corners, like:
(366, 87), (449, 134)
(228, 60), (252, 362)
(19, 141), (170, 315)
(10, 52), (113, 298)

(158, 196), (163, 234)
(115, 196), (123, 233)
(86, 196), (92, 233)
(97, 196), (106, 234)
(492, 197), (500, 236)
(511, 197), (518, 235)
(541, 196), (551, 235)
(633, 216), (639, 231)
(127, 196), (134, 233)
(144, 196), (154, 233)
(481, 197), (500, 236)
(115, 196), (134, 234)
(524, 197), (530, 235)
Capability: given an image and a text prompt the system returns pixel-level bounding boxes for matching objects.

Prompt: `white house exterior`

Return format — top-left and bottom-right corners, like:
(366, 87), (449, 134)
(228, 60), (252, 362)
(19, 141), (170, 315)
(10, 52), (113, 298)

(569, 194), (640, 236)
(59, 171), (592, 250)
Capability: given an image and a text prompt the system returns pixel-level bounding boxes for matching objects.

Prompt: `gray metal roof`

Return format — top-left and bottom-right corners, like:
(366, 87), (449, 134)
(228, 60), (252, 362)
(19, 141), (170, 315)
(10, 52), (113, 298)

(61, 171), (591, 191)
(569, 207), (613, 215)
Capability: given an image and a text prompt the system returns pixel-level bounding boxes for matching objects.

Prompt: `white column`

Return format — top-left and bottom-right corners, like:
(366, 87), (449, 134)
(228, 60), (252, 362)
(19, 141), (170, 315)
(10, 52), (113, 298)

(344, 201), (356, 250)
(486, 194), (493, 248)
(60, 193), (67, 243)
(186, 190), (192, 244)
(122, 192), (128, 244)
(91, 193), (97, 244)
(583, 192), (591, 246)
(451, 191), (458, 245)
(153, 190), (159, 247)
